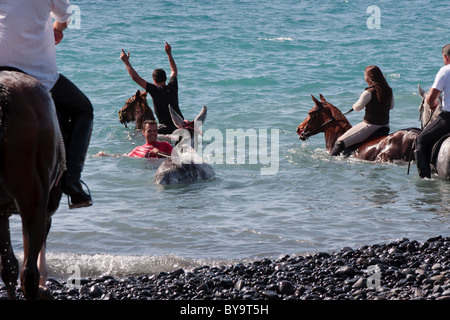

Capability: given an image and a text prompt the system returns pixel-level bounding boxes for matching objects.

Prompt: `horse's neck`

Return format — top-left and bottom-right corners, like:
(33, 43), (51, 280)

(322, 105), (352, 151)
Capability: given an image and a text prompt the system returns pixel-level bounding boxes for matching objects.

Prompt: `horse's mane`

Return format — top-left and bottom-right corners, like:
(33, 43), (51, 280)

(321, 98), (352, 132)
(133, 93), (155, 129)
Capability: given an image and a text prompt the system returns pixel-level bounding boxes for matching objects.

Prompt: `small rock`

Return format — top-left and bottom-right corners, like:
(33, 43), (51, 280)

(90, 285), (103, 298)
(278, 280), (295, 295)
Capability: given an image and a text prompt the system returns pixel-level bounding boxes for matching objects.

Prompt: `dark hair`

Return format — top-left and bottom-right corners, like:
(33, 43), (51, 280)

(365, 65), (392, 105)
(143, 120), (157, 127)
(152, 69), (167, 83)
(442, 44), (450, 57)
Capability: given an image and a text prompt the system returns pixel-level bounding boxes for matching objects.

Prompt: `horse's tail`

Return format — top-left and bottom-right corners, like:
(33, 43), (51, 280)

(0, 83), (11, 141)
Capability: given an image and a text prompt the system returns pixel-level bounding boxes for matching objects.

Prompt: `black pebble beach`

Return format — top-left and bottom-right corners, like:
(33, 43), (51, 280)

(2, 235), (450, 301)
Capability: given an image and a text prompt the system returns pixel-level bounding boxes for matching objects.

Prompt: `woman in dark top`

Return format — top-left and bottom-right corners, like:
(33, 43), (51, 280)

(332, 65), (394, 156)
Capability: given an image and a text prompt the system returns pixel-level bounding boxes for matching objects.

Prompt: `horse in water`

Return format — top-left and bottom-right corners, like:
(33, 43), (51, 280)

(0, 70), (64, 299)
(154, 105), (215, 185)
(296, 94), (420, 162)
(118, 90), (155, 130)
(417, 84), (450, 179)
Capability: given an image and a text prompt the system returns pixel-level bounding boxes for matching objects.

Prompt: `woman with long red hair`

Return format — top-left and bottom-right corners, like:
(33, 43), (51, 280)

(331, 65), (394, 156)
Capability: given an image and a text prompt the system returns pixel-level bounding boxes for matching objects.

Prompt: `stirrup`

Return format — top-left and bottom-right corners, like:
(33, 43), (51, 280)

(67, 180), (93, 209)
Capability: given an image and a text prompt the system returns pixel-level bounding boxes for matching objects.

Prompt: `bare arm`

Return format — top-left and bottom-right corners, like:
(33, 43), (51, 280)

(53, 21), (67, 45)
(427, 88), (441, 110)
(120, 49), (147, 90)
(165, 42), (177, 78)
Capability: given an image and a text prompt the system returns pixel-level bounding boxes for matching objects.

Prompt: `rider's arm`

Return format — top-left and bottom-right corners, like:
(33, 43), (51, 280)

(165, 42), (177, 78)
(352, 90), (371, 111)
(427, 88), (441, 111)
(120, 49), (147, 90)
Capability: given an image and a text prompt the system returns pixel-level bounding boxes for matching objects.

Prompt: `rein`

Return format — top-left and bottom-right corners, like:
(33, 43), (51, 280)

(407, 95), (436, 175)
(300, 105), (353, 139)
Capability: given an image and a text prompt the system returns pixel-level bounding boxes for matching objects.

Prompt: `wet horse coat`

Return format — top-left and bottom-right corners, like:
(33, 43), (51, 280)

(0, 71), (63, 299)
(297, 94), (419, 162)
(154, 105), (215, 185)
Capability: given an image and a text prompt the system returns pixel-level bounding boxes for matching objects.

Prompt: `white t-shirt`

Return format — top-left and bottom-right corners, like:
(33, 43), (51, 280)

(0, 0), (72, 91)
(432, 64), (450, 112)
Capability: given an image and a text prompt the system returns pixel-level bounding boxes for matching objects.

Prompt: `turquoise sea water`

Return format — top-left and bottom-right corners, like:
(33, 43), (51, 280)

(6, 0), (450, 281)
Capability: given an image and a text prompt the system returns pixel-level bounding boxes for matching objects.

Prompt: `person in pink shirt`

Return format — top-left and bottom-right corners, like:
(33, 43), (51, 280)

(127, 120), (174, 158)
(95, 120), (174, 158)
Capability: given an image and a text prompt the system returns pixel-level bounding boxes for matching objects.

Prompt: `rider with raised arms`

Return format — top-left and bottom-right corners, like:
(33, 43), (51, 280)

(120, 42), (184, 134)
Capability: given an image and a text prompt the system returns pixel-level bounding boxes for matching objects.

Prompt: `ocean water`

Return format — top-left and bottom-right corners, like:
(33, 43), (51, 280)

(5, 0), (450, 281)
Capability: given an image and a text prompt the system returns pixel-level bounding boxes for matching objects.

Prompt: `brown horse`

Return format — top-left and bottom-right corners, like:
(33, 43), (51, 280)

(0, 71), (63, 299)
(296, 94), (420, 162)
(118, 90), (155, 130)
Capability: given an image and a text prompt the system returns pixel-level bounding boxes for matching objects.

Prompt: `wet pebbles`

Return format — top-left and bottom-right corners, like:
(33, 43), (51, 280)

(2, 235), (450, 300)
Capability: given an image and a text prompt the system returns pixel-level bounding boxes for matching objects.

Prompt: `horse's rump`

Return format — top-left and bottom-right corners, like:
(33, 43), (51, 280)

(0, 83), (11, 141)
(431, 133), (450, 166)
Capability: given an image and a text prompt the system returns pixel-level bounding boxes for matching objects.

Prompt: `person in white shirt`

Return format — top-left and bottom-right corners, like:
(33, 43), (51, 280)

(414, 44), (450, 179)
(0, 0), (93, 208)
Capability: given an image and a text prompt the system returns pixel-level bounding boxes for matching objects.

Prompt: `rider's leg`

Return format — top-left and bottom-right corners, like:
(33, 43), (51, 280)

(415, 112), (450, 179)
(50, 74), (93, 208)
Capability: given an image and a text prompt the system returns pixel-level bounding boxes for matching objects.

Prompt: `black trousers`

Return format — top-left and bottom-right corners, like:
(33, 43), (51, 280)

(416, 111), (450, 158)
(50, 74), (93, 186)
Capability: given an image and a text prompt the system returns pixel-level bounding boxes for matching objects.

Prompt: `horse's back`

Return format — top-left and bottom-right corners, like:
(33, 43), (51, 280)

(0, 70), (59, 206)
(155, 158), (215, 185)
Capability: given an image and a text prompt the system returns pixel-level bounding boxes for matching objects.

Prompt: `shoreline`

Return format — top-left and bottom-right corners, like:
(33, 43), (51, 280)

(1, 235), (449, 301)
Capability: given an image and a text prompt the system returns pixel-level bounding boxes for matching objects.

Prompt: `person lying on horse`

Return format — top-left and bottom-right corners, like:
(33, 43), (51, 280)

(331, 65), (394, 156)
(120, 42), (184, 134)
(414, 44), (450, 179)
(95, 120), (175, 159)
(128, 120), (174, 158)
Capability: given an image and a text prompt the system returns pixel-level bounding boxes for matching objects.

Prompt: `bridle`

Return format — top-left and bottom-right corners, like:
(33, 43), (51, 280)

(299, 102), (353, 140)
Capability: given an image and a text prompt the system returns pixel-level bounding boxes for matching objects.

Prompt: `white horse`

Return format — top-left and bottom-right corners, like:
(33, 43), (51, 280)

(154, 105), (215, 185)
(417, 84), (450, 179)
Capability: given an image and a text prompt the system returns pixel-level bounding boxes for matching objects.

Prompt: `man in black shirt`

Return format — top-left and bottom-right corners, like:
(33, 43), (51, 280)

(120, 42), (184, 134)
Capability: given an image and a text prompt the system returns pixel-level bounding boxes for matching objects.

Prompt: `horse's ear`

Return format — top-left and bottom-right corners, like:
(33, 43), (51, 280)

(135, 89), (140, 97)
(311, 94), (321, 107)
(319, 94), (326, 102)
(140, 91), (147, 98)
(418, 84), (426, 97)
(194, 106), (207, 124)
(169, 105), (185, 128)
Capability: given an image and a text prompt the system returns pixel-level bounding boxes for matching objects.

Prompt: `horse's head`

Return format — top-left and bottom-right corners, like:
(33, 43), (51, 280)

(170, 105), (207, 152)
(118, 90), (155, 129)
(418, 84), (442, 128)
(296, 94), (330, 140)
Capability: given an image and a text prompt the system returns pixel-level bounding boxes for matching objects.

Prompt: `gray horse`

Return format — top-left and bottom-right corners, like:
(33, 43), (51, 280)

(154, 105), (215, 185)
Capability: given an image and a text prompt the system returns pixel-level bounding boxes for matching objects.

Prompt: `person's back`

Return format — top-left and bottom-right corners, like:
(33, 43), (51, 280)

(145, 68), (183, 133)
(0, 0), (70, 90)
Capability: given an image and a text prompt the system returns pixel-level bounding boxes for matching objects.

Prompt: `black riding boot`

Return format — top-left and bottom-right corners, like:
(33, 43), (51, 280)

(414, 150), (431, 179)
(331, 141), (345, 156)
(61, 115), (93, 209)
